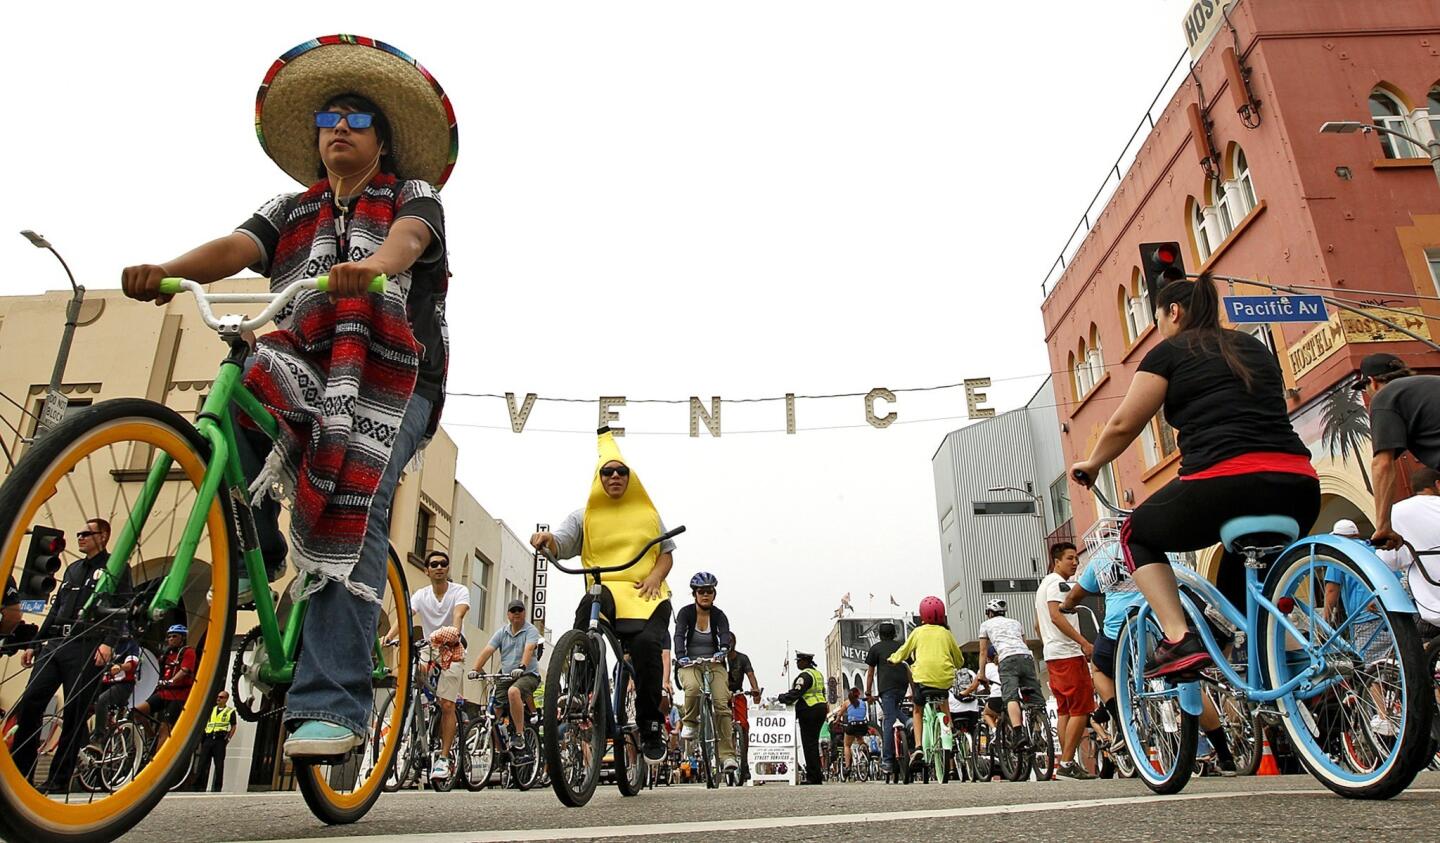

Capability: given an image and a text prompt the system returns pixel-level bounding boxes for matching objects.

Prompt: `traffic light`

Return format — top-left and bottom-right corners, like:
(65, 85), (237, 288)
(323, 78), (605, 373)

(17, 525), (64, 601)
(1139, 241), (1186, 303)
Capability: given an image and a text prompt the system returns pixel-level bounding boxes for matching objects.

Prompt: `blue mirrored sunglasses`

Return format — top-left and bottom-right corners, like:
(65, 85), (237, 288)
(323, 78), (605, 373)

(314, 111), (374, 130)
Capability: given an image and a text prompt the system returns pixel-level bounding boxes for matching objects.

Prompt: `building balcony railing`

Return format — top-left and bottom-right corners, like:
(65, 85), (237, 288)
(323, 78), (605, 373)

(1039, 50), (1189, 300)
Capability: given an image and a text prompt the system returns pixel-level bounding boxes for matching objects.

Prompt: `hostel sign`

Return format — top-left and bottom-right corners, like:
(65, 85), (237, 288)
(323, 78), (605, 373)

(1183, 0), (1232, 59)
(1287, 317), (1345, 381)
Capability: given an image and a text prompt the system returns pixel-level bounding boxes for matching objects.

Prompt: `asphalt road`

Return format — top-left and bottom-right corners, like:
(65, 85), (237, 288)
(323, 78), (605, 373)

(120, 772), (1440, 843)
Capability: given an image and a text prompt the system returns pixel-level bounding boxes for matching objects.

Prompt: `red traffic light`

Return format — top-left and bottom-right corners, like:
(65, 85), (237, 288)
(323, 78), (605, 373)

(1154, 244), (1179, 265)
(41, 535), (65, 555)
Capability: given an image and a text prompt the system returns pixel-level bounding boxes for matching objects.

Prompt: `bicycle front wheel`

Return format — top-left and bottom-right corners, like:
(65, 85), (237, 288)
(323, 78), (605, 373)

(1114, 612), (1197, 794)
(544, 629), (604, 807)
(1260, 544), (1431, 798)
(0, 399), (235, 843)
(463, 718), (494, 792)
(295, 546), (414, 823)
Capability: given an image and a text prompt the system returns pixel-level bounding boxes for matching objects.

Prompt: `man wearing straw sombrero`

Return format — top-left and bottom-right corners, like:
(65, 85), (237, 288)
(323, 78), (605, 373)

(121, 35), (457, 758)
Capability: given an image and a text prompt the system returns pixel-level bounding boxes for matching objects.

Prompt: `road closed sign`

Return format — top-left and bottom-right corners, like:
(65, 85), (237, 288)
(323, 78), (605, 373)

(747, 710), (797, 785)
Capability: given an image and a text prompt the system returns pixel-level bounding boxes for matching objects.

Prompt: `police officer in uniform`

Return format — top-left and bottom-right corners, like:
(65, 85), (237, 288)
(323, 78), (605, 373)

(194, 690), (237, 791)
(778, 650), (827, 785)
(12, 518), (130, 792)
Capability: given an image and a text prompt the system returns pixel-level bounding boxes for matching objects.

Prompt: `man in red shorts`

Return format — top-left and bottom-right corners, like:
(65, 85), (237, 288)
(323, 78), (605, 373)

(1036, 542), (1096, 780)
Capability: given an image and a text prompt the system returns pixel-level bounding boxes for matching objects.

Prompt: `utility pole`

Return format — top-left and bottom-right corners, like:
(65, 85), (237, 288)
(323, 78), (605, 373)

(20, 231), (85, 434)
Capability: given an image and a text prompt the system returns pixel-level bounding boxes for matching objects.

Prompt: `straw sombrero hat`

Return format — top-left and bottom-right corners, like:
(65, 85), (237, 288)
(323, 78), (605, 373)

(255, 34), (458, 189)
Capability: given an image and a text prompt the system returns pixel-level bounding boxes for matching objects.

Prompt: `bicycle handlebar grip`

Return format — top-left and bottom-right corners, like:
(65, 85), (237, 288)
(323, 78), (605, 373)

(158, 277), (185, 295)
(314, 274), (388, 294)
(1071, 468), (1092, 486)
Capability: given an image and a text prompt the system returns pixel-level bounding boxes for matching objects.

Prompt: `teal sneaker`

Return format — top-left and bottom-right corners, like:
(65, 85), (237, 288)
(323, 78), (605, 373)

(284, 720), (363, 758)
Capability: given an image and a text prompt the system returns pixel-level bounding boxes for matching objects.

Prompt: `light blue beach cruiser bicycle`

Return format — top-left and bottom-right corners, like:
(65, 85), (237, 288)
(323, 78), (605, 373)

(1076, 470), (1432, 799)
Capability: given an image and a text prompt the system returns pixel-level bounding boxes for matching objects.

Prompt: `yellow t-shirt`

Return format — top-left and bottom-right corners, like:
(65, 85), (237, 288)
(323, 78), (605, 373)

(581, 429), (671, 620)
(888, 624), (965, 689)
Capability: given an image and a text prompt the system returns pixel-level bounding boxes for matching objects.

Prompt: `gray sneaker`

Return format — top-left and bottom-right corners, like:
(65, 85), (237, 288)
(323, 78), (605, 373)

(1056, 760), (1096, 780)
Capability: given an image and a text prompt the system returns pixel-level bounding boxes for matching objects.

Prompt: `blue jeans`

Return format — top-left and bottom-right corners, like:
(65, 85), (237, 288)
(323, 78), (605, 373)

(878, 688), (906, 766)
(285, 393), (433, 736)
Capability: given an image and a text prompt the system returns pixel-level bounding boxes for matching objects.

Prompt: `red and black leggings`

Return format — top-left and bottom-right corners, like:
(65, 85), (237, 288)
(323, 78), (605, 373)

(1121, 471), (1321, 609)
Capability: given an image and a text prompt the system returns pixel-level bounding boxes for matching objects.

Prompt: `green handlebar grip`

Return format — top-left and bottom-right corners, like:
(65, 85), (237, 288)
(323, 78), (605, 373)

(314, 274), (388, 294)
(159, 277), (184, 295)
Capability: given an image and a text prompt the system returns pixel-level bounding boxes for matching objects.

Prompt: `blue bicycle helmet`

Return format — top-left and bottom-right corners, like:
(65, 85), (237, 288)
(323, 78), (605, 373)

(167, 624), (188, 636)
(689, 571), (718, 590)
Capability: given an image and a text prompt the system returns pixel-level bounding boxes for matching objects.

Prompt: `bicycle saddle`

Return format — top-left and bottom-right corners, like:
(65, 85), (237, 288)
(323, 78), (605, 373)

(1219, 515), (1300, 553)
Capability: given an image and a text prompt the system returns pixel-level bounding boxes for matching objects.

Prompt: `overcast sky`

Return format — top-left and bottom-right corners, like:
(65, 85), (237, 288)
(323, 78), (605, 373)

(4, 1), (1193, 689)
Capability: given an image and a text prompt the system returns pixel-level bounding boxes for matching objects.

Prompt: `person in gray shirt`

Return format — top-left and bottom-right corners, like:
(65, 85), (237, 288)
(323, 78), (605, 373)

(1357, 353), (1440, 549)
(468, 599), (541, 759)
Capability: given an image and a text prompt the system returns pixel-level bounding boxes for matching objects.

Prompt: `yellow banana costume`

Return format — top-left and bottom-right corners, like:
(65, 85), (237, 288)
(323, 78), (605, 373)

(581, 429), (671, 621)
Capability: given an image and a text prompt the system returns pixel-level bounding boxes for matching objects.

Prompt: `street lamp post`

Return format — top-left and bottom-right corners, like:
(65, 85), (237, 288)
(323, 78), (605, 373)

(1319, 120), (1440, 188)
(20, 230), (85, 435)
(988, 483), (1050, 575)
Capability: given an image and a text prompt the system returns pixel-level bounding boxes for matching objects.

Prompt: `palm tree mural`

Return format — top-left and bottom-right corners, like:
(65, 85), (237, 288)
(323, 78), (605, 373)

(1321, 384), (1372, 493)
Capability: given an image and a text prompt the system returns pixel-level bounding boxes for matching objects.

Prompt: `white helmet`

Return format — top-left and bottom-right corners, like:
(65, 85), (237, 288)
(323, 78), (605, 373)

(985, 599), (1007, 615)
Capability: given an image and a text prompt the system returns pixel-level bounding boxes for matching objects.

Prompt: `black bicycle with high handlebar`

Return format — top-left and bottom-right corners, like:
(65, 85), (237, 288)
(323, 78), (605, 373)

(538, 526), (685, 807)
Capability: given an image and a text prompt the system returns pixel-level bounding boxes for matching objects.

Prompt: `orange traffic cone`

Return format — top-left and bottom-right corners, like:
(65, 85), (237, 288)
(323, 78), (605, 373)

(1256, 731), (1279, 776)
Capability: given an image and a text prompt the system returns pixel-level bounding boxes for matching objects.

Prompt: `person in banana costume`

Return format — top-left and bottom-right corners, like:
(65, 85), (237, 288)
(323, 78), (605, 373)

(532, 427), (677, 761)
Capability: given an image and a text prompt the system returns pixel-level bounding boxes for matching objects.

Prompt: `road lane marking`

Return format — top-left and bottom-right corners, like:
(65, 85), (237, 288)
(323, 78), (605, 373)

(235, 788), (1440, 843)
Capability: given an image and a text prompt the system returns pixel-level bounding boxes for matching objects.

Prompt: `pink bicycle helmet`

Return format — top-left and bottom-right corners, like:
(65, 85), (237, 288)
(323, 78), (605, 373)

(919, 596), (946, 625)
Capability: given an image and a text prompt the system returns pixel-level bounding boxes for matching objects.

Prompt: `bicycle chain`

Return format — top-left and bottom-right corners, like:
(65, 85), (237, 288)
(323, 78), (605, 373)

(231, 626), (288, 723)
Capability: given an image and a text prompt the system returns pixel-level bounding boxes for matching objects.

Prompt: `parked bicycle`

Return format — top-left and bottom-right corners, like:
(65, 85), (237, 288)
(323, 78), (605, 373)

(540, 527), (683, 806)
(77, 708), (195, 795)
(1078, 468), (1432, 798)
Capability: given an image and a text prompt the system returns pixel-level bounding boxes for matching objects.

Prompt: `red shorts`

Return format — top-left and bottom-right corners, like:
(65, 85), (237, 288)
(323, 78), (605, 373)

(732, 692), (749, 729)
(1045, 656), (1096, 717)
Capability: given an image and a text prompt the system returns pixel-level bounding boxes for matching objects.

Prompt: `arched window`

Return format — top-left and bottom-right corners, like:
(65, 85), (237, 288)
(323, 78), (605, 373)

(1370, 89), (1420, 159)
(1192, 200), (1213, 263)
(1210, 179), (1234, 239)
(1231, 147), (1257, 218)
(1085, 325), (1105, 387)
(1119, 286), (1139, 345)
(1429, 86), (1440, 143)
(1121, 268), (1152, 345)
(1068, 350), (1081, 400)
(1132, 267), (1153, 328)
(1075, 339), (1094, 396)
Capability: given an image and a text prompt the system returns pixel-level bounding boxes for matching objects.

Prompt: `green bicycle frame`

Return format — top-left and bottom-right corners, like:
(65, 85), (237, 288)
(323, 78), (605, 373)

(80, 346), (390, 688)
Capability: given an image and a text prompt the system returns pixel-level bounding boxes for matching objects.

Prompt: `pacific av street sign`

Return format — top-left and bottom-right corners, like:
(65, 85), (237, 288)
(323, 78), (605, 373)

(1223, 295), (1329, 324)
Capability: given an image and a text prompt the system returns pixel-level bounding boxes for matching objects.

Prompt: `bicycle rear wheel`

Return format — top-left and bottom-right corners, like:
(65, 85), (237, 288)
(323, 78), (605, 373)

(512, 725), (541, 791)
(614, 661), (645, 797)
(971, 721), (993, 782)
(295, 547), (413, 822)
(1114, 612), (1197, 794)
(0, 399), (235, 843)
(893, 726), (912, 783)
(544, 629), (604, 807)
(1028, 704), (1056, 781)
(1260, 545), (1431, 798)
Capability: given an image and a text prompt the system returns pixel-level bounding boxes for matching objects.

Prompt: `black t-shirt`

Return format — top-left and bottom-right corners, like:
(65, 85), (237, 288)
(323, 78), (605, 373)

(1371, 375), (1440, 469)
(238, 190), (448, 405)
(1137, 331), (1308, 476)
(865, 640), (910, 693)
(727, 651), (753, 693)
